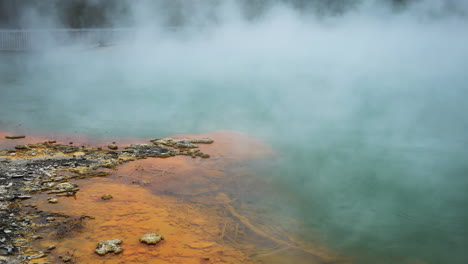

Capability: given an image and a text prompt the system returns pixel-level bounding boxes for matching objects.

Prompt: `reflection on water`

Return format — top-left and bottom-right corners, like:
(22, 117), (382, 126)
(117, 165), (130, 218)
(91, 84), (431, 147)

(24, 131), (345, 264)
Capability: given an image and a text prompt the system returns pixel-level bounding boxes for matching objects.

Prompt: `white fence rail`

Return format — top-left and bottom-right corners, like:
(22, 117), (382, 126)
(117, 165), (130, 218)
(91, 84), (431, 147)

(0, 28), (136, 51)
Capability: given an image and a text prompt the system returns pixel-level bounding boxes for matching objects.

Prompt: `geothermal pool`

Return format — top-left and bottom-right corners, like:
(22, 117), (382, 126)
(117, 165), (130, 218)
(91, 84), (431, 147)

(1, 12), (468, 263)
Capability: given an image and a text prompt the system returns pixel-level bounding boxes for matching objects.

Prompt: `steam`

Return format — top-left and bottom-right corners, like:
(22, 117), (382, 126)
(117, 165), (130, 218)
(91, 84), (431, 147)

(1, 1), (468, 263)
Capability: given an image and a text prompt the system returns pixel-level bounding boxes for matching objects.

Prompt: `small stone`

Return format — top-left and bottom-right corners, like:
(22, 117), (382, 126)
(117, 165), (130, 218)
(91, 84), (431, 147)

(139, 233), (164, 245)
(175, 141), (197, 148)
(5, 135), (26, 139)
(46, 245), (56, 251)
(28, 251), (45, 259)
(108, 144), (118, 150)
(46, 217), (55, 222)
(14, 145), (29, 150)
(95, 239), (123, 255)
(101, 194), (113, 200)
(202, 257), (210, 260)
(200, 154), (210, 159)
(47, 197), (58, 203)
(188, 138), (214, 144)
(50, 182), (78, 194)
(62, 255), (72, 262)
(56, 182), (76, 190)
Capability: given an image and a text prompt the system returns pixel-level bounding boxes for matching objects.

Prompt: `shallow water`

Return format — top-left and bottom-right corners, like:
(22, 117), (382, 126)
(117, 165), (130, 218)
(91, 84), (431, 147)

(1, 21), (468, 263)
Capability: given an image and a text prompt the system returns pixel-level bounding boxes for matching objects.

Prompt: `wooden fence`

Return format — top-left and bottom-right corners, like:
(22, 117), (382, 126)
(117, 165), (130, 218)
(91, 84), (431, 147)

(0, 28), (135, 51)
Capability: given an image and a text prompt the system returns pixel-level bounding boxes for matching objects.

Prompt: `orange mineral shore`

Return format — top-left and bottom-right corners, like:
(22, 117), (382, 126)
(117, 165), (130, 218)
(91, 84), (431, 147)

(1, 129), (346, 264)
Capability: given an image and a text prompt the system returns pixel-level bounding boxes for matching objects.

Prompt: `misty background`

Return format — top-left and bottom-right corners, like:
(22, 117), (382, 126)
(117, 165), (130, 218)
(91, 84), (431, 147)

(1, 0), (468, 263)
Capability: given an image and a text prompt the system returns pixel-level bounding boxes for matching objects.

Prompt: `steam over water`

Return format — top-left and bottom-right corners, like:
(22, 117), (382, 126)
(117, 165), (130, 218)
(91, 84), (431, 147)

(1, 1), (468, 263)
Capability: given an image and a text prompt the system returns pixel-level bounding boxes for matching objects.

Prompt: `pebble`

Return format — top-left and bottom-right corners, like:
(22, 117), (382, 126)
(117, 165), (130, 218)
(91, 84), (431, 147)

(188, 138), (214, 144)
(46, 245), (56, 251)
(28, 251), (45, 259)
(139, 233), (164, 245)
(95, 239), (123, 255)
(101, 194), (113, 200)
(14, 145), (29, 150)
(47, 197), (58, 203)
(53, 182), (78, 192)
(108, 144), (118, 150)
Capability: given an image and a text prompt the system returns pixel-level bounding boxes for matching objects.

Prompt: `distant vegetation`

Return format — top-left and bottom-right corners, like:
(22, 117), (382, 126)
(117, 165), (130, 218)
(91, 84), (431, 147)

(0, 0), (449, 28)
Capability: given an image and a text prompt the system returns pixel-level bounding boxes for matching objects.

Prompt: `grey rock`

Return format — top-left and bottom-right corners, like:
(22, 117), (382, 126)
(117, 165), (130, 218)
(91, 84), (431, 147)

(95, 239), (123, 255)
(139, 233), (164, 245)
(188, 138), (214, 144)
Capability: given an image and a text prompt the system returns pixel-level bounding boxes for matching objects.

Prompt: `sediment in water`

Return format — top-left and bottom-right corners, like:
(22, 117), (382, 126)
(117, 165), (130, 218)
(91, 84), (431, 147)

(0, 130), (346, 264)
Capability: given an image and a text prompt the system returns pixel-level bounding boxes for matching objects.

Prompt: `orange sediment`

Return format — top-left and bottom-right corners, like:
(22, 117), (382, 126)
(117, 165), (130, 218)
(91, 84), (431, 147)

(29, 177), (257, 263)
(5, 129), (345, 264)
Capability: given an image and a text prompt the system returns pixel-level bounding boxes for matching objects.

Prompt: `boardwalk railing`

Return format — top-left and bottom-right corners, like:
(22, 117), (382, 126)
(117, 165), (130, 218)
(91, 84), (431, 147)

(0, 28), (136, 51)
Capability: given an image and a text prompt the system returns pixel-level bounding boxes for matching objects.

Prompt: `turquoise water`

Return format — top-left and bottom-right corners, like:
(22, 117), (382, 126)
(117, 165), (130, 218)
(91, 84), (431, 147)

(1, 17), (468, 263)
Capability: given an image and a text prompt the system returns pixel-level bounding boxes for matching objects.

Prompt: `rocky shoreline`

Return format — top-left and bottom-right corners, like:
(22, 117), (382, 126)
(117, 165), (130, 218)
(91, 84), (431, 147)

(0, 136), (214, 264)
